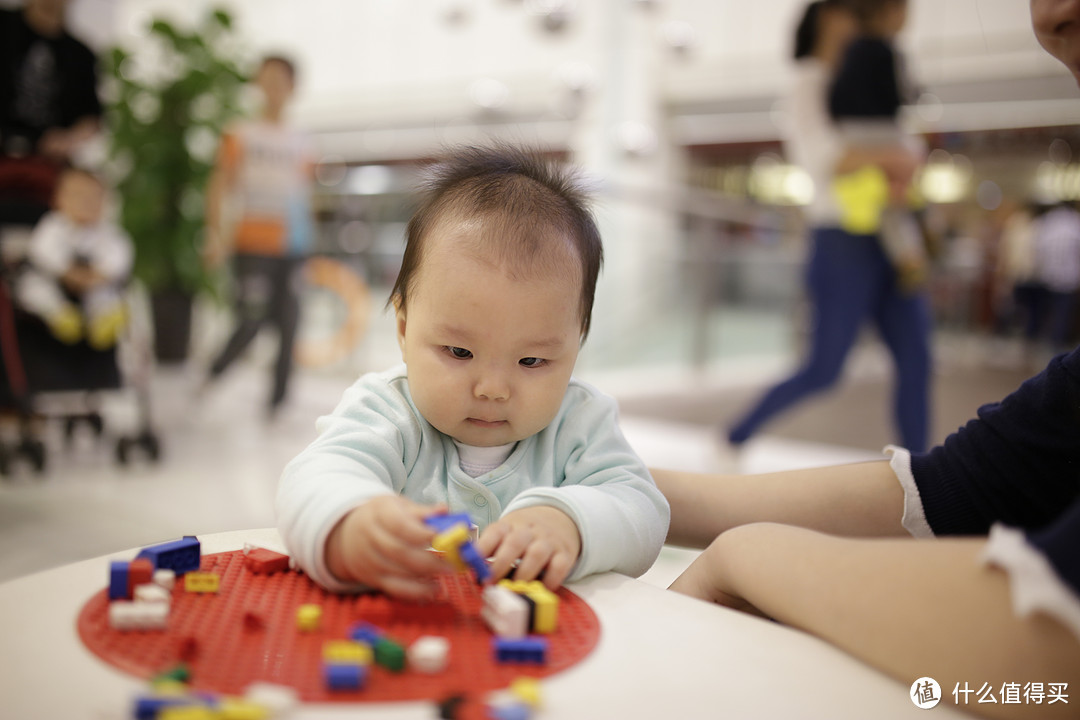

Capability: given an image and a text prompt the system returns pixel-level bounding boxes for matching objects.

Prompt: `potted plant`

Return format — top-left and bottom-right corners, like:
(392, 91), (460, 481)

(103, 8), (247, 362)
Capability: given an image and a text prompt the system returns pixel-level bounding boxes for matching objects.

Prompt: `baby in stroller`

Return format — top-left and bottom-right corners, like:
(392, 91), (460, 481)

(15, 167), (132, 349)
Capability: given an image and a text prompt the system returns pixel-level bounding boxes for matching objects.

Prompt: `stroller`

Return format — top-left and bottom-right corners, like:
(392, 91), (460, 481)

(0, 166), (161, 476)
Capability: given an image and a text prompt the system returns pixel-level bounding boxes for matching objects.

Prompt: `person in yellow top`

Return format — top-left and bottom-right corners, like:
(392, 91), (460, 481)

(202, 55), (315, 416)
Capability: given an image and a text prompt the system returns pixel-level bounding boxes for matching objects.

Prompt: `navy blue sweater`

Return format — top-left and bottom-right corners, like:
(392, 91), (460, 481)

(911, 346), (1080, 596)
(829, 36), (903, 121)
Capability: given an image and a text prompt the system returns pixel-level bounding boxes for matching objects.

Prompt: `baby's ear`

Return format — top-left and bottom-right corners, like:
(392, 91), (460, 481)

(393, 296), (407, 355)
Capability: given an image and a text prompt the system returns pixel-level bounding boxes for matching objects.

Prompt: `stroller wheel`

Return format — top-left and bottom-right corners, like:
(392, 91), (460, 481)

(16, 438), (46, 474)
(140, 432), (161, 462)
(115, 437), (130, 466)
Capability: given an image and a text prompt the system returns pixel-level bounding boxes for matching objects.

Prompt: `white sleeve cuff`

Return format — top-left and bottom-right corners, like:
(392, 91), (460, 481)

(883, 445), (934, 538)
(982, 524), (1080, 643)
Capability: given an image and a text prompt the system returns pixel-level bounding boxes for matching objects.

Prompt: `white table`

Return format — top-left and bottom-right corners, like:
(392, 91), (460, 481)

(0, 529), (968, 719)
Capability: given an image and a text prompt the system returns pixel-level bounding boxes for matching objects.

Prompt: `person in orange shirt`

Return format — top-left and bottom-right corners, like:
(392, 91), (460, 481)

(203, 55), (314, 417)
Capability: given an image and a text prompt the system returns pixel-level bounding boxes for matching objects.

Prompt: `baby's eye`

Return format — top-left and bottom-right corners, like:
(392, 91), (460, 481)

(446, 346), (472, 359)
(519, 357), (546, 368)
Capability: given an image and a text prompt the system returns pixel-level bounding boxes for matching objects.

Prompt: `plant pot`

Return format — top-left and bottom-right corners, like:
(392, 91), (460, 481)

(150, 288), (194, 364)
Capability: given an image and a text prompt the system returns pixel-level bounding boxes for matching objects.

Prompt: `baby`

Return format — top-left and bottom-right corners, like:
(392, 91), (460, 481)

(278, 145), (669, 598)
(16, 168), (132, 349)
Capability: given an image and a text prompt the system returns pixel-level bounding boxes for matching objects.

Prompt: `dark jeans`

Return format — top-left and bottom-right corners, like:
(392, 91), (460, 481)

(729, 227), (933, 452)
(209, 253), (304, 409)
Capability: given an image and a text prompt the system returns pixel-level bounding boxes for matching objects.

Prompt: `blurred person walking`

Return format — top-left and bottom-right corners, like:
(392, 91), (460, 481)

(1031, 201), (1080, 353)
(727, 0), (932, 452)
(202, 56), (314, 418)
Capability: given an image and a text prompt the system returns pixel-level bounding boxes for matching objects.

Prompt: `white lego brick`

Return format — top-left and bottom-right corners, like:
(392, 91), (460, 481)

(152, 568), (176, 590)
(481, 585), (529, 639)
(244, 681), (300, 715)
(134, 583), (171, 604)
(109, 600), (168, 630)
(407, 635), (450, 674)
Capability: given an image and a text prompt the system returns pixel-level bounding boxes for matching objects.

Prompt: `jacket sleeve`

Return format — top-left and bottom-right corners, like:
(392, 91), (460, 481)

(909, 347), (1080, 535)
(276, 375), (419, 591)
(502, 389), (670, 581)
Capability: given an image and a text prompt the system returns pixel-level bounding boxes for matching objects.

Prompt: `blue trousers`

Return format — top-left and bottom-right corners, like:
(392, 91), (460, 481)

(728, 227), (932, 452)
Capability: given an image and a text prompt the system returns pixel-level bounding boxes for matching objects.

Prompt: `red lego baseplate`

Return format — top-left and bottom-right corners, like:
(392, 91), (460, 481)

(77, 550), (601, 706)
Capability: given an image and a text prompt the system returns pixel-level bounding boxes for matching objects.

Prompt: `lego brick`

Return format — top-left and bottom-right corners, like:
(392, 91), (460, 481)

(184, 572), (220, 594)
(323, 640), (373, 665)
(244, 548), (290, 575)
(134, 583), (171, 604)
(158, 706), (217, 720)
(432, 524), (470, 553)
(242, 610), (266, 632)
(137, 536), (202, 575)
(390, 600), (458, 625)
(424, 512), (474, 534)
(324, 662), (367, 691)
(151, 663), (191, 685)
(134, 696), (198, 720)
(492, 636), (547, 665)
(407, 635), (450, 674)
(296, 604), (322, 632)
(481, 586), (529, 639)
(178, 635), (200, 662)
(348, 620), (383, 645)
(486, 700), (532, 720)
(510, 677), (542, 709)
(437, 693), (466, 720)
(373, 637), (406, 673)
(109, 560), (130, 600)
(521, 583), (558, 634)
(459, 541), (490, 583)
(218, 696), (271, 720)
(109, 600), (169, 631)
(153, 568), (176, 590)
(129, 558), (155, 591)
(242, 683), (298, 715)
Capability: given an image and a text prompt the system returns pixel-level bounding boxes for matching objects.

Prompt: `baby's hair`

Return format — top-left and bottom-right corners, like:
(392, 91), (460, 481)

(391, 143), (603, 339)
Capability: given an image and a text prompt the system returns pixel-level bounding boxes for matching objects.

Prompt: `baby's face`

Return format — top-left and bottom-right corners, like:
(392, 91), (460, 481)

(396, 219), (583, 447)
(55, 174), (104, 226)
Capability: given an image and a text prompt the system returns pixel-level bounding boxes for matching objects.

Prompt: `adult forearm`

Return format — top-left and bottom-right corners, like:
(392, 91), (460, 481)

(711, 526), (1080, 720)
(652, 460), (907, 548)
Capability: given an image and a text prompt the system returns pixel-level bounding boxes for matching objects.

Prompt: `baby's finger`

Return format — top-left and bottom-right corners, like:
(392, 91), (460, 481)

(540, 550), (574, 591)
(383, 503), (440, 547)
(475, 522), (509, 559)
(370, 525), (449, 577)
(488, 527), (534, 581)
(512, 538), (554, 584)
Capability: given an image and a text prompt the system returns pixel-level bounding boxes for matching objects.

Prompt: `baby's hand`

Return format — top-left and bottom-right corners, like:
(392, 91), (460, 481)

(326, 496), (449, 599)
(476, 506), (581, 591)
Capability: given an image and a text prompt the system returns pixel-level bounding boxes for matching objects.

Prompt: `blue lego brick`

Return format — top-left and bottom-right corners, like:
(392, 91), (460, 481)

(459, 540), (490, 583)
(488, 701), (532, 720)
(424, 512), (473, 534)
(492, 636), (548, 664)
(136, 536), (201, 575)
(132, 695), (201, 719)
(348, 621), (383, 646)
(109, 560), (130, 600)
(325, 662), (367, 691)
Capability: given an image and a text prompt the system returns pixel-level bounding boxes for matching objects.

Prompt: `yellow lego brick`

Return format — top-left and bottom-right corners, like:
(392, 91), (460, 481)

(149, 679), (189, 695)
(296, 604), (322, 632)
(523, 584), (559, 634)
(183, 572), (220, 594)
(510, 677), (542, 709)
(497, 579), (530, 594)
(323, 640), (373, 665)
(432, 524), (469, 553)
(158, 706), (217, 720)
(219, 697), (271, 720)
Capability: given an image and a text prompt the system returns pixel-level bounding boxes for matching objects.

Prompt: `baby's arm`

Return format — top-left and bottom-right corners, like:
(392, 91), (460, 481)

(486, 387), (669, 586)
(278, 374), (447, 595)
(326, 495), (448, 599)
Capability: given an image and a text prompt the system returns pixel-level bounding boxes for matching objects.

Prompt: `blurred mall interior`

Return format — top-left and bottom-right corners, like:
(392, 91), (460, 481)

(0, 0), (1077, 583)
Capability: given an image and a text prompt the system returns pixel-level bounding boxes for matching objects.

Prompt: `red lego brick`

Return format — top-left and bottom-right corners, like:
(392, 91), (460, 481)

(243, 611), (266, 633)
(127, 558), (154, 596)
(244, 548), (291, 575)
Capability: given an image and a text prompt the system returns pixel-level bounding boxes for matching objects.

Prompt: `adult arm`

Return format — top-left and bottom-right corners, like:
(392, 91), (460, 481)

(671, 523), (1080, 720)
(202, 132), (240, 267)
(653, 460), (907, 548)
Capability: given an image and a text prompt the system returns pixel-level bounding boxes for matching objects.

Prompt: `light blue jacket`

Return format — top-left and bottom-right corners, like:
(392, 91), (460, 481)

(278, 365), (670, 592)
